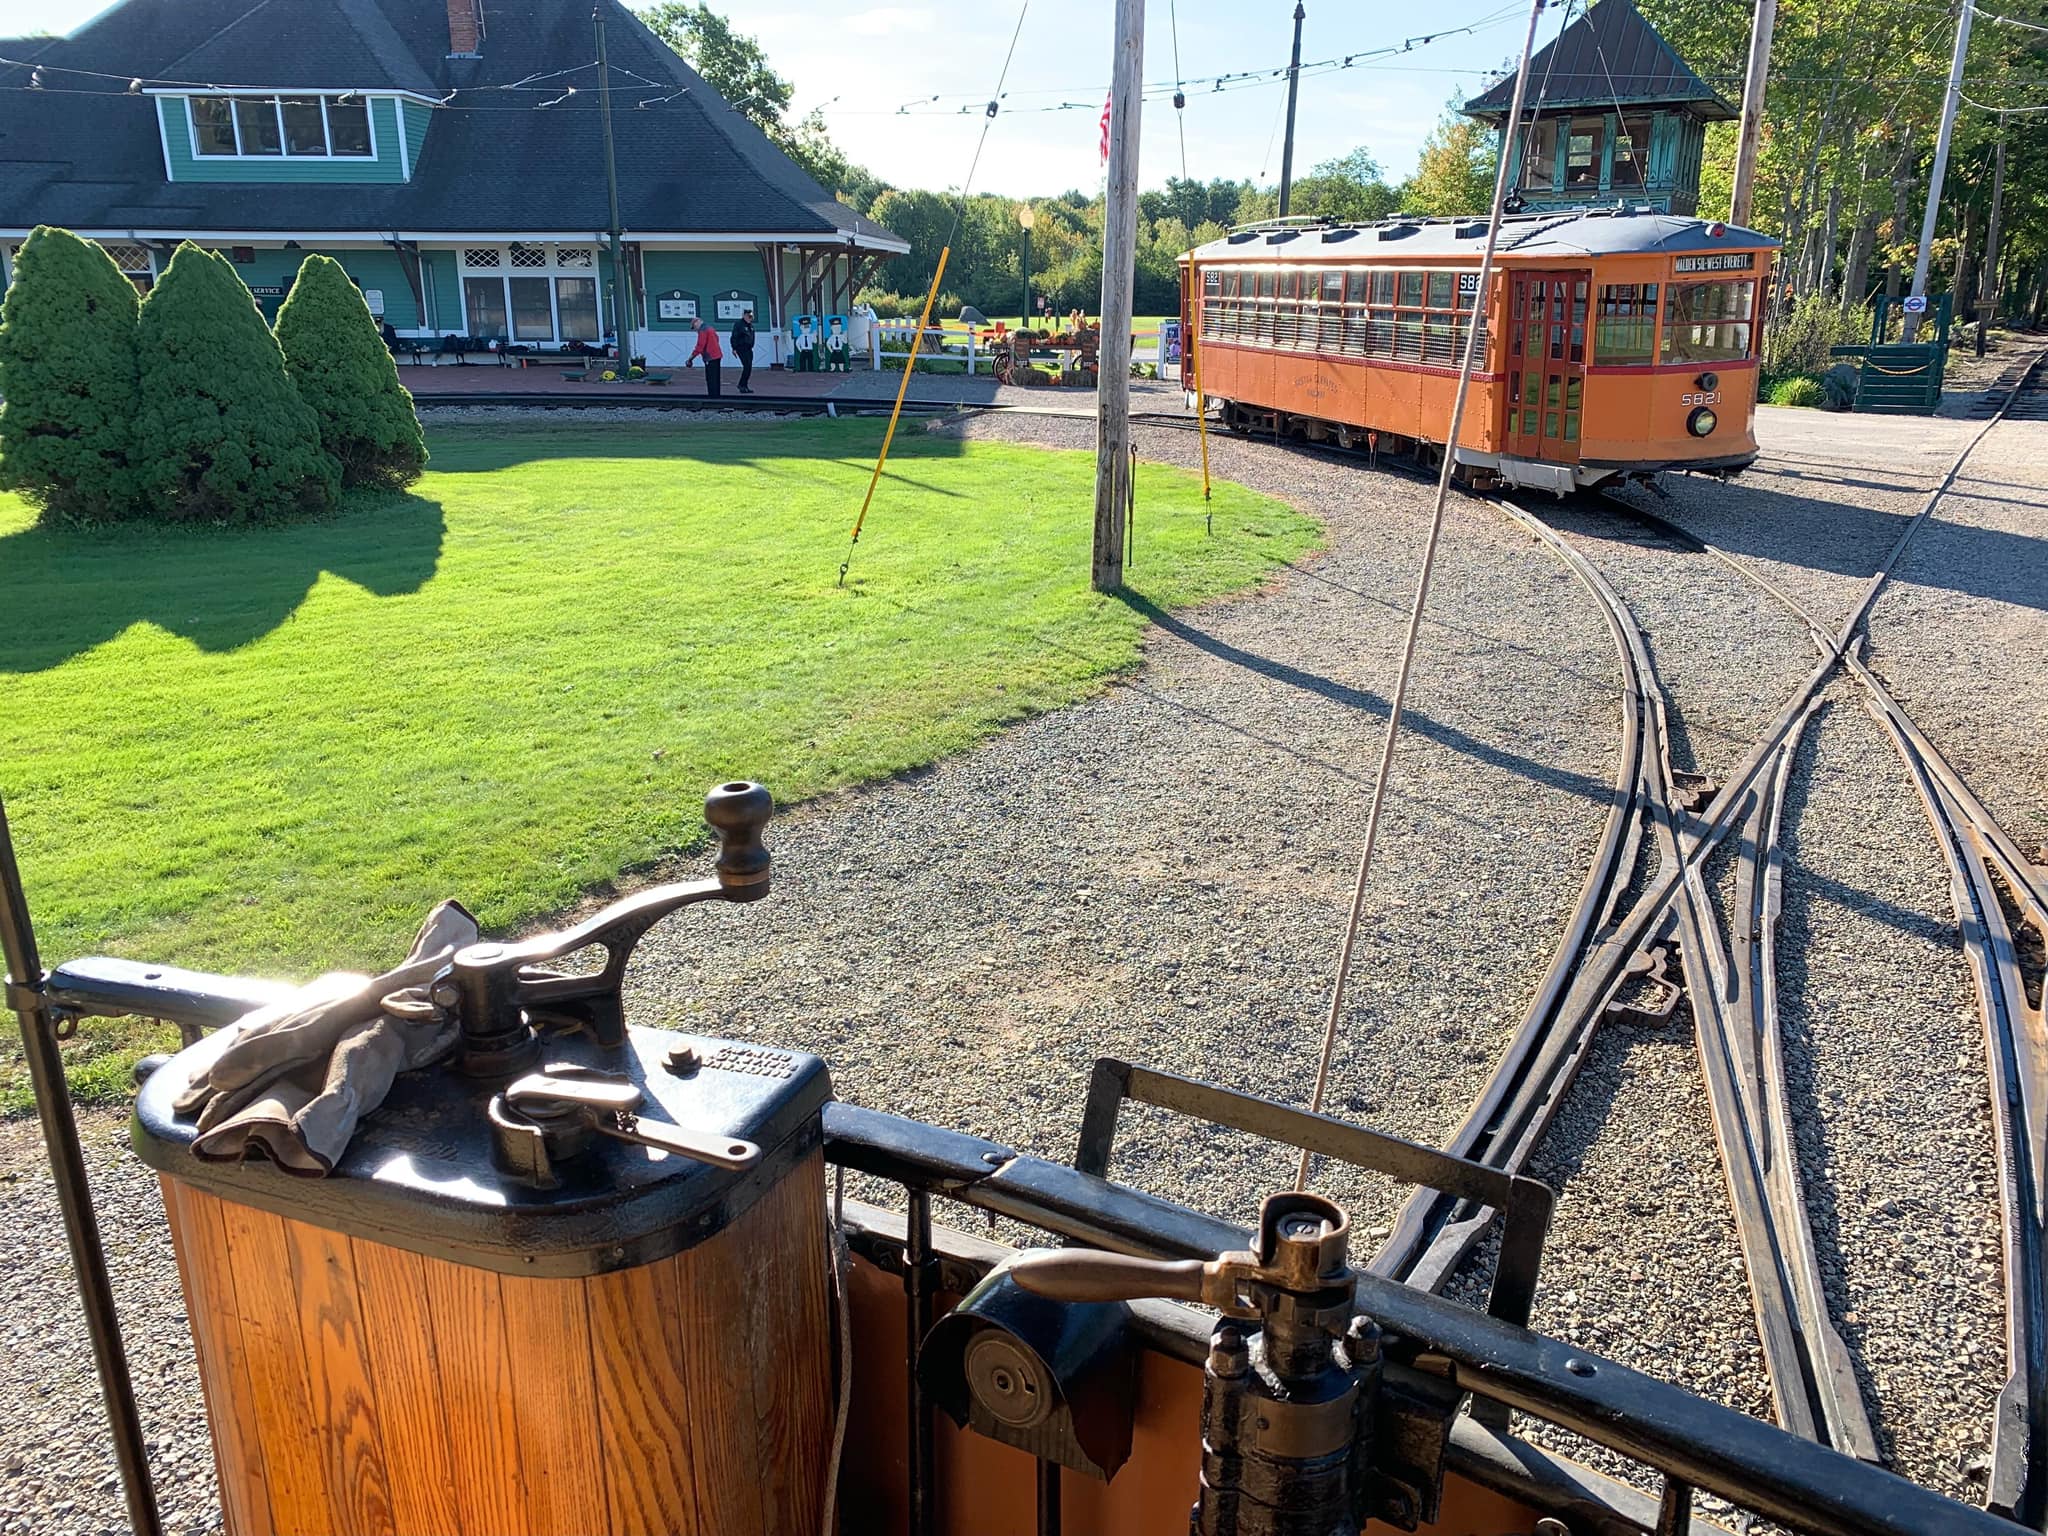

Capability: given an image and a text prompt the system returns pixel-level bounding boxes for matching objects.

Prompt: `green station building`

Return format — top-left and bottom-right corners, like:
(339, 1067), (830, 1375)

(1462, 0), (1735, 218)
(0, 0), (904, 368)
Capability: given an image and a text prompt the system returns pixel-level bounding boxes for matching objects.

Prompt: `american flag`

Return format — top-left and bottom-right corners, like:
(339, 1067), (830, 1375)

(1098, 93), (1112, 165)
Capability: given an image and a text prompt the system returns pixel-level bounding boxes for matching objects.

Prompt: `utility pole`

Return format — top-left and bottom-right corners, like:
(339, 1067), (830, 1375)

(1277, 3), (1307, 217)
(1907, 0), (1973, 341)
(1730, 0), (1778, 227)
(1093, 0), (1144, 592)
(1978, 115), (2007, 356)
(594, 5), (633, 360)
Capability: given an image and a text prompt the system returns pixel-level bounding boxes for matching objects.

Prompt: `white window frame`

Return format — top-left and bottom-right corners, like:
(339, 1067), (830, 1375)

(185, 94), (379, 161)
(456, 244), (606, 344)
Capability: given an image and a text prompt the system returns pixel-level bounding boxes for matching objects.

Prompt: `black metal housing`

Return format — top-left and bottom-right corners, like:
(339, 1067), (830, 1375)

(133, 1020), (829, 1277)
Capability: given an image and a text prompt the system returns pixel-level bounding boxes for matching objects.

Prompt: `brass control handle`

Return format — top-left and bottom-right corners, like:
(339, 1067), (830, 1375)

(451, 783), (773, 1056)
(1008, 1251), (1211, 1305)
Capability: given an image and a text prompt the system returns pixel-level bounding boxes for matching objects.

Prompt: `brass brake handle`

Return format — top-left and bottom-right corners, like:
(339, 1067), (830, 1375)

(504, 1070), (762, 1171)
(1007, 1249), (1261, 1316)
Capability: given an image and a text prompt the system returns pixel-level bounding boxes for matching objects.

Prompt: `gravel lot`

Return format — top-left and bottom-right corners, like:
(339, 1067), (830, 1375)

(1, 403), (2037, 1531)
(1866, 420), (2048, 859)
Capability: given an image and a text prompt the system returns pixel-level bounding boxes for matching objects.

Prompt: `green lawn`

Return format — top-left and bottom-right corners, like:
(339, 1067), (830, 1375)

(0, 418), (1316, 1109)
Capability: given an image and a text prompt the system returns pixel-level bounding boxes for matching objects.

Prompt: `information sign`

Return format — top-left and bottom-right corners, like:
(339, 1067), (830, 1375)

(1902, 294), (1928, 314)
(1673, 252), (1755, 274)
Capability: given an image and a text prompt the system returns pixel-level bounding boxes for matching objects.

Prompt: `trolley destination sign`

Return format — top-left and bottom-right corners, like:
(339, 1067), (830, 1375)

(1672, 251), (1756, 273)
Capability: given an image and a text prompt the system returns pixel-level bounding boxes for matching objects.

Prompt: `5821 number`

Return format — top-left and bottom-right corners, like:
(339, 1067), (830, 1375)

(1681, 390), (1722, 406)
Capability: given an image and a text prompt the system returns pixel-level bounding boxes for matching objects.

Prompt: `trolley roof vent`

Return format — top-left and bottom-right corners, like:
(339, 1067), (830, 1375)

(1452, 222), (1487, 239)
(1265, 230), (1302, 244)
(1226, 230), (1260, 244)
(1322, 228), (1360, 243)
(1377, 224), (1421, 241)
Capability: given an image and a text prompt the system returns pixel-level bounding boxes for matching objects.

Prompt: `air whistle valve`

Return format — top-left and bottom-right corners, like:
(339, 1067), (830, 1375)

(449, 781), (773, 1075)
(1009, 1191), (1456, 1535)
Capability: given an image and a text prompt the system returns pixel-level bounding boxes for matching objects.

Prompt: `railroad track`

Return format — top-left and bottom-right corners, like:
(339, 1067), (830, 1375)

(1967, 350), (2048, 421)
(1604, 481), (2048, 1521)
(410, 386), (1211, 430)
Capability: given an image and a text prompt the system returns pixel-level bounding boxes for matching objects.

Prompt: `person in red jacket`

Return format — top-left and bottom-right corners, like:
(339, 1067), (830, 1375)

(688, 317), (724, 398)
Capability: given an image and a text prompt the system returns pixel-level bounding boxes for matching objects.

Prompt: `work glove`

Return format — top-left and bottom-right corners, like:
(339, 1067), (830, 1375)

(171, 901), (478, 1175)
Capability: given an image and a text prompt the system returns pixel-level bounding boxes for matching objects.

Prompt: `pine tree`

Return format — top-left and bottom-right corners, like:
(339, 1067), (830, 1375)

(131, 243), (337, 523)
(275, 255), (427, 491)
(0, 226), (142, 521)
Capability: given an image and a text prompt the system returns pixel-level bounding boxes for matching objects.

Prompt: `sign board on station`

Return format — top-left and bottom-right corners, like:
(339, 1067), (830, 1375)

(712, 289), (757, 321)
(655, 289), (701, 321)
(1902, 294), (1928, 314)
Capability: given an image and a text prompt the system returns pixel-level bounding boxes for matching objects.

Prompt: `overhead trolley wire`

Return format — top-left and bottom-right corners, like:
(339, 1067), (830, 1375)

(838, 0), (1031, 589)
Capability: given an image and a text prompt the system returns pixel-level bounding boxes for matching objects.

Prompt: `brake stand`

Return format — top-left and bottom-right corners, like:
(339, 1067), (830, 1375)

(1010, 1190), (1456, 1536)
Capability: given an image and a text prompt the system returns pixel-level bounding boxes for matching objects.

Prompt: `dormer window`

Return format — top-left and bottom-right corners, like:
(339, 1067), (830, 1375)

(189, 94), (374, 158)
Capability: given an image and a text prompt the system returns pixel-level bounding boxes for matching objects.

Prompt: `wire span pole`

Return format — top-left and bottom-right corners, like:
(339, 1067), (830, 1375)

(1093, 0), (1144, 592)
(1277, 2), (1307, 218)
(594, 4), (633, 360)
(1729, 0), (1777, 227)
(1907, 0), (1973, 341)
(1978, 118), (2007, 357)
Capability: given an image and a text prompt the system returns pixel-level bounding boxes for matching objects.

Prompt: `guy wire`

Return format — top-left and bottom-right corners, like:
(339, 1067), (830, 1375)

(1296, 0), (1551, 1191)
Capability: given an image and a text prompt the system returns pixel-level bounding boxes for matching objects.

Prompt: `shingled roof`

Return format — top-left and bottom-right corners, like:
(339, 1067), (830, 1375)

(0, 0), (903, 247)
(1463, 0), (1735, 122)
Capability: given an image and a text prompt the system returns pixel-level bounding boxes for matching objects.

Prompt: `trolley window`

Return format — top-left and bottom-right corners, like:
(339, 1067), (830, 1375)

(1520, 120), (1558, 190)
(1427, 272), (1455, 309)
(1398, 272), (1425, 307)
(1595, 283), (1659, 365)
(1610, 116), (1653, 189)
(1369, 271), (1394, 306)
(1661, 279), (1754, 363)
(1566, 116), (1604, 188)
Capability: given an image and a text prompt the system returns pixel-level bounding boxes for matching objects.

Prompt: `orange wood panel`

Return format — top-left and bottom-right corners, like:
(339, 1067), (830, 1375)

(499, 1271), (607, 1536)
(216, 1198), (333, 1533)
(280, 1218), (396, 1535)
(589, 1255), (700, 1535)
(419, 1255), (530, 1536)
(351, 1241), (464, 1536)
(164, 1151), (832, 1536)
(162, 1180), (274, 1536)
(670, 1234), (770, 1536)
(747, 1159), (833, 1536)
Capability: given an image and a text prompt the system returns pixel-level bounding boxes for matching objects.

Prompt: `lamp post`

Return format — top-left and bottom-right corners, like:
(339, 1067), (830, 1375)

(1018, 203), (1036, 331)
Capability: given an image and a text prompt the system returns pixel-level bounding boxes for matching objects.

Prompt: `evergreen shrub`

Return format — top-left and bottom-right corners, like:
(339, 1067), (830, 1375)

(275, 254), (426, 490)
(0, 226), (142, 521)
(132, 243), (337, 523)
(1768, 376), (1826, 409)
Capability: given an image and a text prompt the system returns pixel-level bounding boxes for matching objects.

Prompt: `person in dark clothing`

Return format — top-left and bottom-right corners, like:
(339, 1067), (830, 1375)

(732, 309), (757, 394)
(688, 317), (724, 398)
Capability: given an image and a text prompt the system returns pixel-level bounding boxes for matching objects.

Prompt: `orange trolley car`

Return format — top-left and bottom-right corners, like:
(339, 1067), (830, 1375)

(1179, 209), (1779, 494)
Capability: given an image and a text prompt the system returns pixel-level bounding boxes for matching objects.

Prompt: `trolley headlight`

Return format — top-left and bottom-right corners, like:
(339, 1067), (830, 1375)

(1687, 405), (1718, 438)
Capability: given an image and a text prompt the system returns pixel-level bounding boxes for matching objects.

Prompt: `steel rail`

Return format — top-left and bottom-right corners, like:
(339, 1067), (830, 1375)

(1592, 377), (2048, 1519)
(1385, 499), (1878, 1457)
(1368, 494), (1653, 1292)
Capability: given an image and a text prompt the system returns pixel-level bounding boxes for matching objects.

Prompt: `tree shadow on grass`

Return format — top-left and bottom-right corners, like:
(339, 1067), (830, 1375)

(0, 493), (446, 674)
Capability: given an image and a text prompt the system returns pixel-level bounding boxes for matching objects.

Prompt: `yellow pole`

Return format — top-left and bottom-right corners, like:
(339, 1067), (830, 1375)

(841, 246), (952, 584)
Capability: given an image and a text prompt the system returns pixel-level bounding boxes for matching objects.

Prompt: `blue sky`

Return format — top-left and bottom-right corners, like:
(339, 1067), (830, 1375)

(11, 0), (1557, 197)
